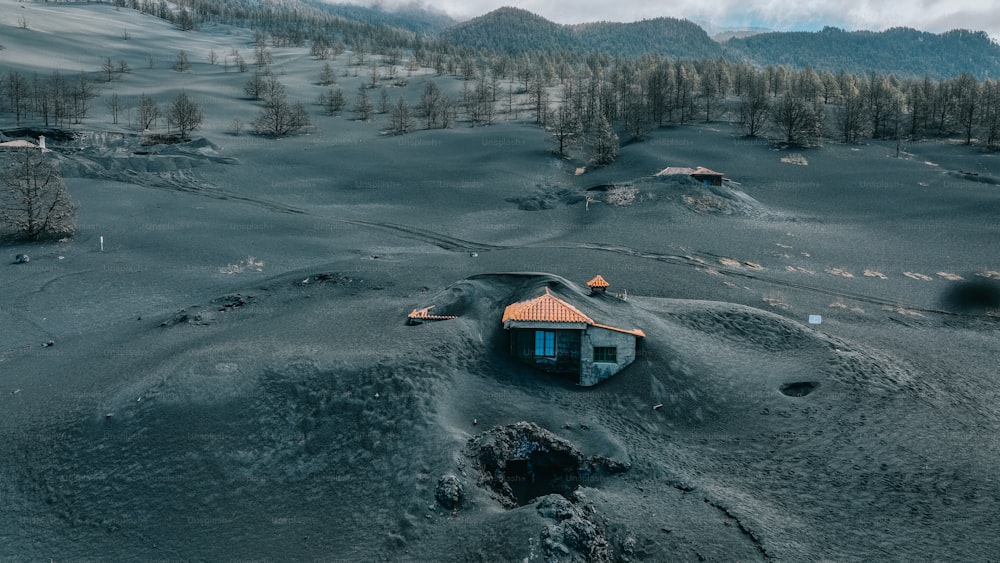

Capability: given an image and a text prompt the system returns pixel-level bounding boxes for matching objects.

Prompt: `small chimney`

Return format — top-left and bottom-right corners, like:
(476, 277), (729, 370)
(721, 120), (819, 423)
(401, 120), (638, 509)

(38, 135), (46, 150)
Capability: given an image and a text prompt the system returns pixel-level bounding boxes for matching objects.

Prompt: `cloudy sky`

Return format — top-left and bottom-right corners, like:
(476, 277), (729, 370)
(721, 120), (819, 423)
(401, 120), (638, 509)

(348, 0), (1000, 37)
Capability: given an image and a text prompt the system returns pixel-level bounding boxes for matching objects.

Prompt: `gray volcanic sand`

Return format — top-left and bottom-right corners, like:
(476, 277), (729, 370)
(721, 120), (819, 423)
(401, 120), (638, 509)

(2, 4), (1000, 561)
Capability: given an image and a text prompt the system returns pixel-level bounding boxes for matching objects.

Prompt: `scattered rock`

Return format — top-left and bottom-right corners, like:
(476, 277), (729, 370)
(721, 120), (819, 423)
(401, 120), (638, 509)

(536, 494), (612, 562)
(42, 340), (55, 347)
(14, 254), (29, 264)
(160, 306), (213, 327)
(311, 272), (352, 285)
(434, 475), (463, 510)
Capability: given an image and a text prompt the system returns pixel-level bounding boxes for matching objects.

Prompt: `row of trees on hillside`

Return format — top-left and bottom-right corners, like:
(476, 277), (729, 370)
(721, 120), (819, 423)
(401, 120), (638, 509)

(7, 20), (1000, 157)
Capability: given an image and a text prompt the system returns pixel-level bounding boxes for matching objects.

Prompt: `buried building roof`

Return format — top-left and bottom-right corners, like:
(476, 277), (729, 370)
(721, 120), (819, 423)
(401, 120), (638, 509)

(586, 275), (610, 288)
(407, 306), (458, 322)
(502, 288), (645, 337)
(655, 166), (724, 177)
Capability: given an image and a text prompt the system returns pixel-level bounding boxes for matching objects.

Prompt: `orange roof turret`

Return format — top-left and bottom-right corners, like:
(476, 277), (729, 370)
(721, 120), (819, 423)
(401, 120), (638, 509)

(586, 275), (610, 288)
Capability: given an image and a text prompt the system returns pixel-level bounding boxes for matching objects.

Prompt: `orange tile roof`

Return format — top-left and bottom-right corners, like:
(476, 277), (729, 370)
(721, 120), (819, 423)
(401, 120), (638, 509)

(586, 275), (610, 288)
(407, 306), (458, 321)
(502, 288), (644, 337)
(501, 288), (594, 324)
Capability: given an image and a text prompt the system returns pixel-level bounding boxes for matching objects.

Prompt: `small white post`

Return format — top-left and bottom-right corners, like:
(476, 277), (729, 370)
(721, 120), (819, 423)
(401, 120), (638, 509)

(38, 135), (46, 150)
(100, 236), (104, 252)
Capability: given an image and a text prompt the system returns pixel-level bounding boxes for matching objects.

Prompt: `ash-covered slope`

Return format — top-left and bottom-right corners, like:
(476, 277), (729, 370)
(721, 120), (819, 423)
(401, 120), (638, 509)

(5, 271), (996, 561)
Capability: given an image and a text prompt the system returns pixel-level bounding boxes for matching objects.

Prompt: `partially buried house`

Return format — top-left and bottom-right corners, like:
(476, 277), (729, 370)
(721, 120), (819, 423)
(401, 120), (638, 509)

(656, 166), (725, 186)
(501, 280), (645, 387)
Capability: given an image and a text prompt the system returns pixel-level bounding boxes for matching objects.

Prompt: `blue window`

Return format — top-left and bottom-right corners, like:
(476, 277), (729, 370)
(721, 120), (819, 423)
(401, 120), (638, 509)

(534, 331), (555, 357)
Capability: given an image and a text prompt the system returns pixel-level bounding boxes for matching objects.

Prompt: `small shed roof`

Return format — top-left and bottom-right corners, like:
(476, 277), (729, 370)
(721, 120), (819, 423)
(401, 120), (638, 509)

(656, 166), (697, 176)
(0, 140), (40, 149)
(691, 167), (723, 177)
(407, 306), (458, 321)
(656, 166), (724, 177)
(586, 275), (610, 288)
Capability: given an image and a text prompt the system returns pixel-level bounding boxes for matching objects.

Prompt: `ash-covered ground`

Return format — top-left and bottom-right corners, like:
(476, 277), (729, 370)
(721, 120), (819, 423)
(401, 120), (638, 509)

(2, 5), (999, 561)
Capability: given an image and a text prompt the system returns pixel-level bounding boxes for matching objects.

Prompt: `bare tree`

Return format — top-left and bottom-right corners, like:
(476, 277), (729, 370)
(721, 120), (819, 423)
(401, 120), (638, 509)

(253, 44), (272, 68)
(387, 96), (413, 135)
(5, 70), (29, 125)
(589, 112), (619, 166)
(137, 93), (160, 130)
(101, 58), (119, 82)
(353, 87), (374, 121)
(771, 92), (816, 145)
(173, 50), (191, 72)
(0, 148), (77, 241)
(253, 88), (311, 137)
(737, 71), (770, 137)
(175, 8), (195, 31)
(106, 92), (124, 125)
(319, 62), (336, 86)
(166, 91), (203, 139)
(316, 87), (346, 116)
(377, 88), (390, 114)
(550, 99), (582, 156)
(418, 80), (442, 128)
(72, 72), (97, 123)
(244, 71), (268, 100)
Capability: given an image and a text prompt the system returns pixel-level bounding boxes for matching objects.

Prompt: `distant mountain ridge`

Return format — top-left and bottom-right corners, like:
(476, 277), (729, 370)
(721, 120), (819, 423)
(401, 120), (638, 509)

(280, 4), (1000, 79)
(725, 26), (1000, 79)
(434, 7), (1000, 78)
(439, 7), (723, 59)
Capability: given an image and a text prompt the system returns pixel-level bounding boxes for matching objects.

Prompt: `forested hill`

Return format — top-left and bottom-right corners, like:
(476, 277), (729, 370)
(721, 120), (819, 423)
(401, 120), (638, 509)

(301, 1), (456, 36)
(439, 7), (723, 58)
(440, 7), (578, 54)
(725, 26), (1000, 80)
(570, 18), (724, 59)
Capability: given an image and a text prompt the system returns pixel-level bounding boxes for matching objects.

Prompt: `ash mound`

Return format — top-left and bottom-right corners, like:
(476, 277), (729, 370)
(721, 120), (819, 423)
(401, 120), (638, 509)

(586, 174), (769, 216)
(505, 174), (769, 217)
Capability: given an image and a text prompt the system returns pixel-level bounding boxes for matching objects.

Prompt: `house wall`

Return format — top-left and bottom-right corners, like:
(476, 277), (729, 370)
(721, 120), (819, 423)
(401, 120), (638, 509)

(579, 326), (638, 386)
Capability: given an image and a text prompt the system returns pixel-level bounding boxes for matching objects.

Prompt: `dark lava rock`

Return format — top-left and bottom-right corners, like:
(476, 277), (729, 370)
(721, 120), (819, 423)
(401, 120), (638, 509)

(467, 421), (628, 508)
(536, 494), (612, 562)
(435, 474), (463, 510)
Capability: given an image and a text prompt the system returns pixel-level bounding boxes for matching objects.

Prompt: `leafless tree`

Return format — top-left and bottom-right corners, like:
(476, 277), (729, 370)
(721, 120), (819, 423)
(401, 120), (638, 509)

(106, 92), (124, 125)
(387, 96), (413, 135)
(253, 86), (311, 137)
(137, 93), (160, 130)
(0, 148), (78, 241)
(589, 112), (618, 166)
(166, 91), (203, 139)
(173, 50), (191, 72)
